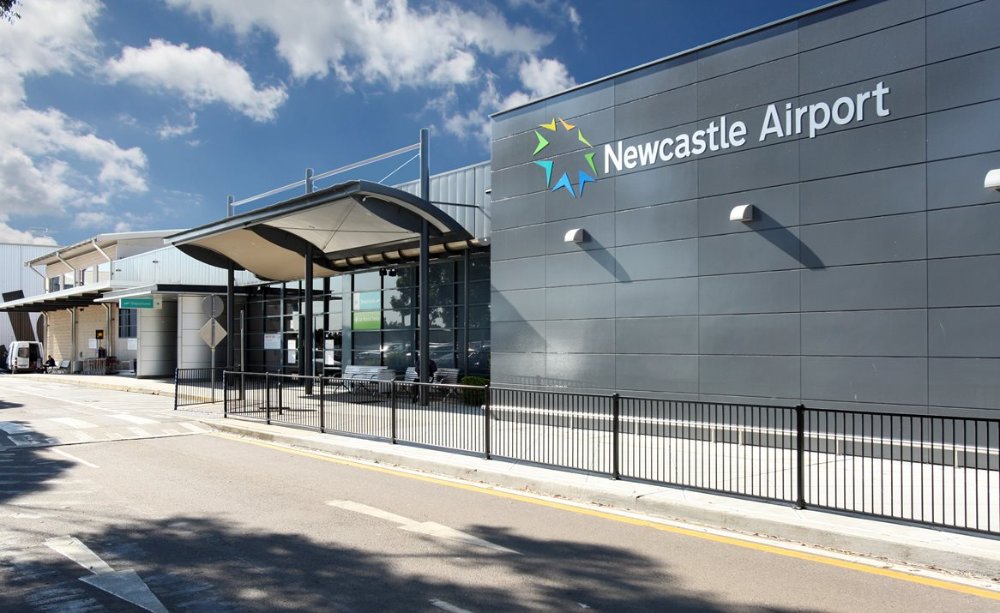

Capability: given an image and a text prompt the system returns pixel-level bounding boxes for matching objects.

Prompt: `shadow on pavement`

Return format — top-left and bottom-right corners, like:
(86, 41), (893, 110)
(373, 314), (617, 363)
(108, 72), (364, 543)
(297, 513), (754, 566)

(0, 447), (73, 505)
(0, 512), (812, 612)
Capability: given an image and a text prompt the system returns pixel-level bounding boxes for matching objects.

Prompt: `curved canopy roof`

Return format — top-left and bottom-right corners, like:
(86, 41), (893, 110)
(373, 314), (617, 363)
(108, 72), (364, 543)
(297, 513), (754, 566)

(166, 180), (475, 281)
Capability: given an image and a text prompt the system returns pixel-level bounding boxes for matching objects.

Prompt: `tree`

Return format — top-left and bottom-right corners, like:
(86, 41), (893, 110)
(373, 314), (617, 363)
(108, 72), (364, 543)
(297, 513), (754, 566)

(1, 0), (20, 22)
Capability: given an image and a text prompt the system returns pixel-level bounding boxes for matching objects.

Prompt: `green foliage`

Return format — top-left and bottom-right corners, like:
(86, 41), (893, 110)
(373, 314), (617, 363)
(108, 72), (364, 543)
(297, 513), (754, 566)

(460, 375), (489, 406)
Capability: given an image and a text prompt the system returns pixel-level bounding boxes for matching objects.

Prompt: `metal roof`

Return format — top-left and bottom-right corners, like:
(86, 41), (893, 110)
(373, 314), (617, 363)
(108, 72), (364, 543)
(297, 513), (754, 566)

(0, 282), (113, 312)
(166, 179), (477, 281)
(27, 229), (185, 267)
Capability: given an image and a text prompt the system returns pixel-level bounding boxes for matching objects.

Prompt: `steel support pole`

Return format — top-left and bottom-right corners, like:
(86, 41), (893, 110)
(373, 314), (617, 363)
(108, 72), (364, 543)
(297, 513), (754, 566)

(418, 128), (430, 405)
(462, 249), (470, 376)
(226, 195), (235, 370)
(795, 404), (806, 509)
(304, 171), (315, 394)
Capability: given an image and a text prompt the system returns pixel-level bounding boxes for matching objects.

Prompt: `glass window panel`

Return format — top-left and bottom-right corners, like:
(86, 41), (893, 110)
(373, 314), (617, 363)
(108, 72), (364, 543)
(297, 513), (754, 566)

(354, 271), (381, 291)
(383, 309), (413, 329)
(384, 289), (414, 310)
(394, 267), (417, 288)
(430, 283), (456, 306)
(429, 307), (454, 329)
(468, 305), (490, 328)
(430, 261), (455, 283)
(353, 331), (381, 351)
(470, 256), (489, 280)
(469, 280), (490, 304)
(352, 350), (381, 366)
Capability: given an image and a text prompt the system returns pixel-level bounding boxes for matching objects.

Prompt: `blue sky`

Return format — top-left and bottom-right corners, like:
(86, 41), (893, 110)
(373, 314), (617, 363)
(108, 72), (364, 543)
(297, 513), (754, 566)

(0, 0), (831, 247)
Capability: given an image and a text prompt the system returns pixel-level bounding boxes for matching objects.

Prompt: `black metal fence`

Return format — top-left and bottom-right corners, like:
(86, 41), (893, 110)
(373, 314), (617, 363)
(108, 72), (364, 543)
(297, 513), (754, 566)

(175, 367), (226, 409)
(216, 370), (1000, 536)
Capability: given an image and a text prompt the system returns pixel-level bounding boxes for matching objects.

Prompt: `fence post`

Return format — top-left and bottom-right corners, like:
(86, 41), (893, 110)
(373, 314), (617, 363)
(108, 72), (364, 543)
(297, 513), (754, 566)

(277, 377), (283, 416)
(612, 393), (621, 480)
(265, 372), (272, 425)
(795, 404), (806, 509)
(391, 381), (398, 444)
(319, 376), (325, 433)
(174, 368), (179, 411)
(223, 371), (229, 418)
(484, 384), (491, 460)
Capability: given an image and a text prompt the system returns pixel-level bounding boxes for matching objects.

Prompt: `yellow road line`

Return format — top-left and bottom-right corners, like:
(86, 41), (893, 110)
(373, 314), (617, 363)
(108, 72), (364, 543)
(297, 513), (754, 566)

(213, 432), (1000, 601)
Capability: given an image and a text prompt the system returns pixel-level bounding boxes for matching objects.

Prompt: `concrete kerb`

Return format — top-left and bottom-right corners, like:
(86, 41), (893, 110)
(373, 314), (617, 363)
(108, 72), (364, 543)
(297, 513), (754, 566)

(12, 373), (1000, 582)
(201, 417), (1000, 582)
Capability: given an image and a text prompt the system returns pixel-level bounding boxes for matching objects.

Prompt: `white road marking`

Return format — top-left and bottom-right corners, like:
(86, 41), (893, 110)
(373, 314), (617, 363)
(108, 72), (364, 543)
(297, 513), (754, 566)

(327, 500), (519, 554)
(51, 448), (100, 468)
(430, 599), (474, 613)
(45, 536), (115, 574)
(180, 422), (208, 433)
(68, 430), (96, 443)
(128, 427), (152, 438)
(81, 570), (169, 613)
(49, 417), (98, 429)
(0, 421), (33, 434)
(109, 414), (159, 426)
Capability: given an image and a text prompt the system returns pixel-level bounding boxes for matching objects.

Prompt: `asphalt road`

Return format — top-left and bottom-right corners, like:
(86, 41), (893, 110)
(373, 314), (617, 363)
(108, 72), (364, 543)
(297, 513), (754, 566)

(0, 377), (997, 612)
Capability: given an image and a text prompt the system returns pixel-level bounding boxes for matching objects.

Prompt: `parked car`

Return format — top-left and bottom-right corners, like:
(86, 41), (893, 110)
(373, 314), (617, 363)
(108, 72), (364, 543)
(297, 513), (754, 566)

(7, 341), (44, 373)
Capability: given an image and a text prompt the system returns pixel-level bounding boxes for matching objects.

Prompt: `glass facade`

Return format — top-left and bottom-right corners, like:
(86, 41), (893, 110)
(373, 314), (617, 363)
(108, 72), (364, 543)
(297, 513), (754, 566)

(241, 252), (489, 377)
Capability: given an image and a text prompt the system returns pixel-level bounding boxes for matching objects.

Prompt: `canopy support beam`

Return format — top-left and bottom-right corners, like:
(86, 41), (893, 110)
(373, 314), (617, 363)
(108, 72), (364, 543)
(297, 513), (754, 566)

(418, 128), (430, 404)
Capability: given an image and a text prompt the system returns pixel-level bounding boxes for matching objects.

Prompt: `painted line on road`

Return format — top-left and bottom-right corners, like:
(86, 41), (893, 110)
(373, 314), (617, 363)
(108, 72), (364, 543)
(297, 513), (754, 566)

(430, 599), (473, 613)
(215, 433), (1000, 601)
(51, 448), (100, 468)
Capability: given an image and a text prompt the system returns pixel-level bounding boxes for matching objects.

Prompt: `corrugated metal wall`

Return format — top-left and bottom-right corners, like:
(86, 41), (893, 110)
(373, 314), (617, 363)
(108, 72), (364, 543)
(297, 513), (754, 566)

(0, 243), (56, 348)
(396, 161), (492, 239)
(113, 246), (259, 286)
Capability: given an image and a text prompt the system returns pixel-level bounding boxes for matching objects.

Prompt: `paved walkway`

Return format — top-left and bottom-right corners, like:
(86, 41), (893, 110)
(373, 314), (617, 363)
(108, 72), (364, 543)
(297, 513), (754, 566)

(13, 372), (1000, 583)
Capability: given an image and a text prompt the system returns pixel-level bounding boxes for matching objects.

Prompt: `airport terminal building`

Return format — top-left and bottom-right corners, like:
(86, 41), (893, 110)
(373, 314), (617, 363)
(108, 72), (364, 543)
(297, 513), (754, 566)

(4, 0), (999, 420)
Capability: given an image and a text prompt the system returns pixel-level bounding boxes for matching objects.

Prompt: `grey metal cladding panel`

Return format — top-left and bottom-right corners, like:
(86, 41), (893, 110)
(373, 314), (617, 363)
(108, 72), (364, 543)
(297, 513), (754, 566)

(699, 314), (801, 356)
(492, 134), (528, 173)
(927, 0), (982, 14)
(546, 353), (615, 390)
(799, 213), (926, 267)
(796, 68), (926, 136)
(800, 165), (926, 225)
(546, 319), (615, 354)
(801, 356), (928, 405)
(616, 354), (699, 393)
(699, 355), (801, 399)
(616, 200), (698, 247)
(491, 320), (546, 353)
(615, 316), (699, 354)
(697, 56), (798, 120)
(927, 152), (1000, 211)
(928, 203), (1000, 258)
(546, 213), (616, 255)
(491, 351), (546, 385)
(699, 270), (800, 315)
(801, 261), (927, 311)
(545, 176), (615, 222)
(544, 81), (615, 123)
(699, 184), (799, 237)
(614, 55), (698, 105)
(801, 310), (927, 357)
(491, 256), (546, 291)
(490, 225), (546, 261)
(616, 238), (698, 281)
(697, 21), (797, 81)
(614, 161), (698, 211)
(698, 227), (802, 276)
(799, 116), (926, 182)
(546, 284), (615, 320)
(927, 0), (1000, 62)
(493, 104), (551, 141)
(615, 85), (697, 140)
(698, 141), (798, 197)
(492, 163), (541, 200)
(927, 48), (1000, 112)
(929, 307), (1000, 357)
(616, 277), (699, 317)
(798, 20), (925, 92)
(927, 100), (1000, 161)
(491, 288), (545, 322)
(545, 249), (619, 287)
(797, 0), (925, 52)
(929, 358), (1000, 410)
(929, 255), (1000, 307)
(492, 192), (545, 231)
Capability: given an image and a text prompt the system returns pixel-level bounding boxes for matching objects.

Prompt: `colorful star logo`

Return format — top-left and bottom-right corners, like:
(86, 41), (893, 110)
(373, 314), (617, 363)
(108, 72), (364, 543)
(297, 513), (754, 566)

(531, 117), (597, 198)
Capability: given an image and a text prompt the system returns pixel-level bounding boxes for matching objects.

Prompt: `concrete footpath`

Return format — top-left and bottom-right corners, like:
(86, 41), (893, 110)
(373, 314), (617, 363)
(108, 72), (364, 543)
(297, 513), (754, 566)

(19, 373), (1000, 582)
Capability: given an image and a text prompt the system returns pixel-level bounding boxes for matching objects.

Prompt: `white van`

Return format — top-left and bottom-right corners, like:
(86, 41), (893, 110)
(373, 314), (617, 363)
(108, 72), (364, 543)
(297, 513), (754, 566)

(8, 341), (44, 373)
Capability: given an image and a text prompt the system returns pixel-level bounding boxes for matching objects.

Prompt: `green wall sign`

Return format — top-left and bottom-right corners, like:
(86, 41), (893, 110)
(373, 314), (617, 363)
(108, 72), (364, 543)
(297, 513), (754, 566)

(120, 296), (155, 309)
(352, 310), (381, 330)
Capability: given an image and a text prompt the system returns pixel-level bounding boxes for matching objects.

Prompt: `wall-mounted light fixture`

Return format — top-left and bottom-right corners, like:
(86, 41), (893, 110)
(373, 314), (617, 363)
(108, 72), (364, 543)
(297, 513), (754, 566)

(985, 169), (1000, 191)
(564, 228), (587, 243)
(729, 204), (754, 223)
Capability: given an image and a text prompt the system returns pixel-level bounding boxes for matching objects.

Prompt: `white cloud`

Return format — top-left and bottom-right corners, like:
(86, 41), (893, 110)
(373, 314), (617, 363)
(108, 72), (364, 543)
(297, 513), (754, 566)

(167, 0), (551, 88)
(157, 112), (198, 140)
(107, 39), (287, 122)
(518, 56), (575, 99)
(0, 0), (149, 239)
(0, 217), (58, 245)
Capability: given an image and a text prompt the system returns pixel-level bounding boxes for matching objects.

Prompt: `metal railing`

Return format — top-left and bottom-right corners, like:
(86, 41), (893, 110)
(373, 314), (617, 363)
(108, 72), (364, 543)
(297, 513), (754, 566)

(217, 371), (1000, 536)
(175, 367), (226, 409)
